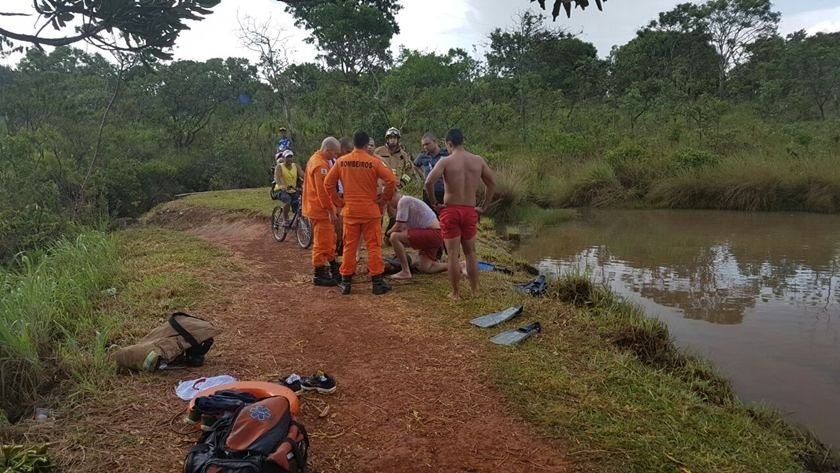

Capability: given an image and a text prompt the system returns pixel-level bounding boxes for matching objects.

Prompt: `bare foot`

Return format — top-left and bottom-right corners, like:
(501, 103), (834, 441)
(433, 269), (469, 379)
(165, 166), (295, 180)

(390, 271), (412, 280)
(448, 292), (460, 301)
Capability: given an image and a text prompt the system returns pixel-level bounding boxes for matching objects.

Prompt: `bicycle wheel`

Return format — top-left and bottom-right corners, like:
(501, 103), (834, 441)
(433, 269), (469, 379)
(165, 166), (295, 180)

(297, 215), (313, 249)
(271, 206), (288, 242)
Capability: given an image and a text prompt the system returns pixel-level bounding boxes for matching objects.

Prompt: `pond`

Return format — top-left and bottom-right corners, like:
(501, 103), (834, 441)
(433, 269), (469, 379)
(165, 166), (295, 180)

(517, 209), (840, 447)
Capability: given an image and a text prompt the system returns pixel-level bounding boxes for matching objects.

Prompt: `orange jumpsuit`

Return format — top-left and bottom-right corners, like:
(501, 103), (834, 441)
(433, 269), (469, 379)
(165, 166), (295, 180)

(324, 149), (396, 277)
(302, 150), (337, 268)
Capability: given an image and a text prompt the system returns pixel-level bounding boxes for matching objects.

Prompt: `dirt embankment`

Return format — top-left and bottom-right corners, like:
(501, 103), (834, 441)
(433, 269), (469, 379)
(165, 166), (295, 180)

(33, 207), (569, 472)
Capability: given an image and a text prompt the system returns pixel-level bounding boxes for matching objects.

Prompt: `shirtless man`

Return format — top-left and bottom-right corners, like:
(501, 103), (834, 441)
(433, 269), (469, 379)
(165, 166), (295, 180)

(423, 128), (496, 300)
(388, 192), (447, 279)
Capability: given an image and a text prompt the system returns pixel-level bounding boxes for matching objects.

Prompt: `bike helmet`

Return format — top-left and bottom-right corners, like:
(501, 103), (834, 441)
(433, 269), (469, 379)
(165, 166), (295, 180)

(385, 127), (401, 138)
(282, 149), (295, 159)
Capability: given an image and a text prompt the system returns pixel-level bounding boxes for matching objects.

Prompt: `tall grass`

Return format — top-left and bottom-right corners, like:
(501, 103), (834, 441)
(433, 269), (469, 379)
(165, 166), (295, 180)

(648, 156), (840, 212)
(0, 232), (118, 419)
(481, 114), (840, 216)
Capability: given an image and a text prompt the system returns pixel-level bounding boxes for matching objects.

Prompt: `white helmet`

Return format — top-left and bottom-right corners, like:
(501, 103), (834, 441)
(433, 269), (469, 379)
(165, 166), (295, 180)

(385, 127), (401, 138)
(282, 149), (295, 159)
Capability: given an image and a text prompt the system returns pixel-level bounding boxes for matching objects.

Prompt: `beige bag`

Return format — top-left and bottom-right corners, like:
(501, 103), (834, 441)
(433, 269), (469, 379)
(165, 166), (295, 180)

(114, 312), (221, 372)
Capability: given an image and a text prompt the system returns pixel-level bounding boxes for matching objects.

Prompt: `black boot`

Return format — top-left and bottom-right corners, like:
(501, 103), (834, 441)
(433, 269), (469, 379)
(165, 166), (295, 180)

(329, 261), (341, 284)
(339, 275), (353, 295)
(313, 266), (337, 287)
(372, 275), (392, 295)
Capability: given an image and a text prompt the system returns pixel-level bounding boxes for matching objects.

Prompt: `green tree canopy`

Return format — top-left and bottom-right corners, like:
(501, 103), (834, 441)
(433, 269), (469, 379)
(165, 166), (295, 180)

(0, 0), (220, 60)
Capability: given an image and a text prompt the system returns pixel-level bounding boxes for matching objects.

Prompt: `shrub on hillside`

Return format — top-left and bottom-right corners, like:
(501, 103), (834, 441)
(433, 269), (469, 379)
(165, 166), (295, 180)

(671, 148), (719, 172)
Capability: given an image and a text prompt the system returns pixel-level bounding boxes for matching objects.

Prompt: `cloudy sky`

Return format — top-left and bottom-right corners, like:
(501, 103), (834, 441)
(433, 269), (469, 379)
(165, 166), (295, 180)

(2, 0), (840, 66)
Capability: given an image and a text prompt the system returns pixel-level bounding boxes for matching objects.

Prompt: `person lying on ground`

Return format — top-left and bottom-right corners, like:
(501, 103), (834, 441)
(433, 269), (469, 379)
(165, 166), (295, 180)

(387, 191), (447, 279)
(423, 128), (496, 300)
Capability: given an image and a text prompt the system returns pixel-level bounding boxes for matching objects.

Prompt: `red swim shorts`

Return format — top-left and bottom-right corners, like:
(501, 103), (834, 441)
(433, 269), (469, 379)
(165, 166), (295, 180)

(439, 205), (478, 241)
(407, 228), (444, 261)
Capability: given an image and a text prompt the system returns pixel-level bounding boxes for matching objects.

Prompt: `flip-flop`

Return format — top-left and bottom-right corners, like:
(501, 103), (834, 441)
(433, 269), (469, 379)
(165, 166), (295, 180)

(490, 322), (542, 346)
(470, 305), (524, 328)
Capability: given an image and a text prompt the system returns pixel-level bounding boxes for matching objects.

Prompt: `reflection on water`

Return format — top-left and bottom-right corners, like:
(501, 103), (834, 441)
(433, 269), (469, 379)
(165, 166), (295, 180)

(518, 210), (840, 446)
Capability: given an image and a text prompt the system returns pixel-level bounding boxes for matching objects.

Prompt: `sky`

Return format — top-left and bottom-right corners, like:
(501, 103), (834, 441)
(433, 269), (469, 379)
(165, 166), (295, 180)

(2, 0), (840, 67)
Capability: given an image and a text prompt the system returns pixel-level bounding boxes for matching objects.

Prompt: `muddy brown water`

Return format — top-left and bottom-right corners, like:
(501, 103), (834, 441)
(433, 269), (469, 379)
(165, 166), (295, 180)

(518, 209), (840, 447)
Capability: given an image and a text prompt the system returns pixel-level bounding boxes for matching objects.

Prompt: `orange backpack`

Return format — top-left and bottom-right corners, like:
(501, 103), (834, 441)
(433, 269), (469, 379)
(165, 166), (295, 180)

(184, 395), (309, 473)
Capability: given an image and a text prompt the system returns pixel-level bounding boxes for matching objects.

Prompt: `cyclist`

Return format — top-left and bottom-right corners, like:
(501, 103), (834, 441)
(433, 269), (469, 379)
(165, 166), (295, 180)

(276, 127), (293, 153)
(273, 149), (303, 225)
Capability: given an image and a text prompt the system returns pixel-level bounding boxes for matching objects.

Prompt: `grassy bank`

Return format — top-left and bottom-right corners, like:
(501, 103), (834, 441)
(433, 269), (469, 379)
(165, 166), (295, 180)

(403, 266), (838, 472)
(0, 227), (239, 425)
(167, 189), (839, 472)
(0, 232), (119, 421)
(489, 119), (840, 215)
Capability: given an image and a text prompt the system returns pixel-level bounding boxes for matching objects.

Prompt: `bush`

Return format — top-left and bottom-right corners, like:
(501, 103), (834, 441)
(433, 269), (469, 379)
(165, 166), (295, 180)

(604, 143), (661, 191)
(0, 232), (118, 419)
(670, 148), (720, 172)
(563, 161), (624, 207)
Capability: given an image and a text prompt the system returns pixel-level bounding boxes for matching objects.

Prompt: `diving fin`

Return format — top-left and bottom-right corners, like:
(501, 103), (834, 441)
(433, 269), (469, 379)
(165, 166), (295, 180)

(478, 261), (514, 275)
(490, 322), (541, 346)
(512, 275), (548, 296)
(470, 305), (524, 328)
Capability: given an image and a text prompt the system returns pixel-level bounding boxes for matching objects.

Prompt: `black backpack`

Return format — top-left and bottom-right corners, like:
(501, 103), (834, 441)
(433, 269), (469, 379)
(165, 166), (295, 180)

(184, 395), (309, 473)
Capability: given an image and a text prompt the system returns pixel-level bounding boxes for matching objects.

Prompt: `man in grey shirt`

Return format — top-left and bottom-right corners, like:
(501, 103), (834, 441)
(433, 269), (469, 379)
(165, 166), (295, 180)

(387, 192), (447, 279)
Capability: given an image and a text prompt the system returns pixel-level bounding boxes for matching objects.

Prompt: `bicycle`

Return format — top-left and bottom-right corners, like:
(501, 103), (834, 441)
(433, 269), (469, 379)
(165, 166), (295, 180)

(271, 189), (312, 249)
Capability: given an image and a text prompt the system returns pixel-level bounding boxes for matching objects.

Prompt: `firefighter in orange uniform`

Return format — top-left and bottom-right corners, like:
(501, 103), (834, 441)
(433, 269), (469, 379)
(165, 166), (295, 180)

(324, 131), (397, 295)
(302, 137), (341, 286)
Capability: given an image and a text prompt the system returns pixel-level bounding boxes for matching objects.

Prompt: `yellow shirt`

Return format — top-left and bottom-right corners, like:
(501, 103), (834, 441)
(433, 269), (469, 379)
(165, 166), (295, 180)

(275, 164), (299, 191)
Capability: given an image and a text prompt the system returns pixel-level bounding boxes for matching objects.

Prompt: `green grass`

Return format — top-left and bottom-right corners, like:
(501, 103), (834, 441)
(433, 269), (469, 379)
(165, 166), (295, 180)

(181, 188), (275, 217)
(0, 226), (239, 423)
(647, 157), (840, 212)
(0, 232), (119, 419)
(400, 243), (839, 472)
(484, 119), (840, 215)
(124, 192), (840, 471)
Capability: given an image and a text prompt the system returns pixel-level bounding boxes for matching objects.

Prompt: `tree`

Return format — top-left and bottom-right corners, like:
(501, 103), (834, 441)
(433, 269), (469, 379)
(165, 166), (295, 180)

(611, 29), (719, 99)
(531, 0), (607, 19)
(285, 0), (399, 77)
(379, 48), (478, 131)
(140, 60), (235, 148)
(487, 12), (601, 98)
(238, 16), (295, 128)
(610, 29), (719, 130)
(734, 31), (840, 120)
(0, 0), (220, 60)
(282, 0), (401, 32)
(650, 0), (780, 88)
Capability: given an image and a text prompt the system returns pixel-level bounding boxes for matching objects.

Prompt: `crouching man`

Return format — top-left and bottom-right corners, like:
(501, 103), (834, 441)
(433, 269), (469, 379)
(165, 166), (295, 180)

(388, 191), (447, 279)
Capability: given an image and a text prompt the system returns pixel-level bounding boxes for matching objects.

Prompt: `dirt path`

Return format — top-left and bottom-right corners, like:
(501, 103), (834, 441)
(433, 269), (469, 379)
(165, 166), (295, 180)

(40, 217), (568, 472)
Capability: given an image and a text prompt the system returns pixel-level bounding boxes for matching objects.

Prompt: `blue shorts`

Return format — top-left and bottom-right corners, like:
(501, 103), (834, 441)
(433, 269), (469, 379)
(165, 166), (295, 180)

(280, 192), (300, 210)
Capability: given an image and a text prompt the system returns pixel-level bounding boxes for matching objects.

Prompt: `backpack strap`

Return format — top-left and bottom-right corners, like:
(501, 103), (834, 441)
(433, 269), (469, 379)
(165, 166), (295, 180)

(169, 312), (204, 348)
(284, 420), (310, 473)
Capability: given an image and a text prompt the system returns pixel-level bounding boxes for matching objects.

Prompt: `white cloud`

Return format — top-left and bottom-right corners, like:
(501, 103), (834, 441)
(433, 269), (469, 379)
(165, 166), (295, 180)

(781, 5), (840, 35)
(3, 0), (839, 68)
(172, 0), (318, 64)
(392, 0), (478, 55)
